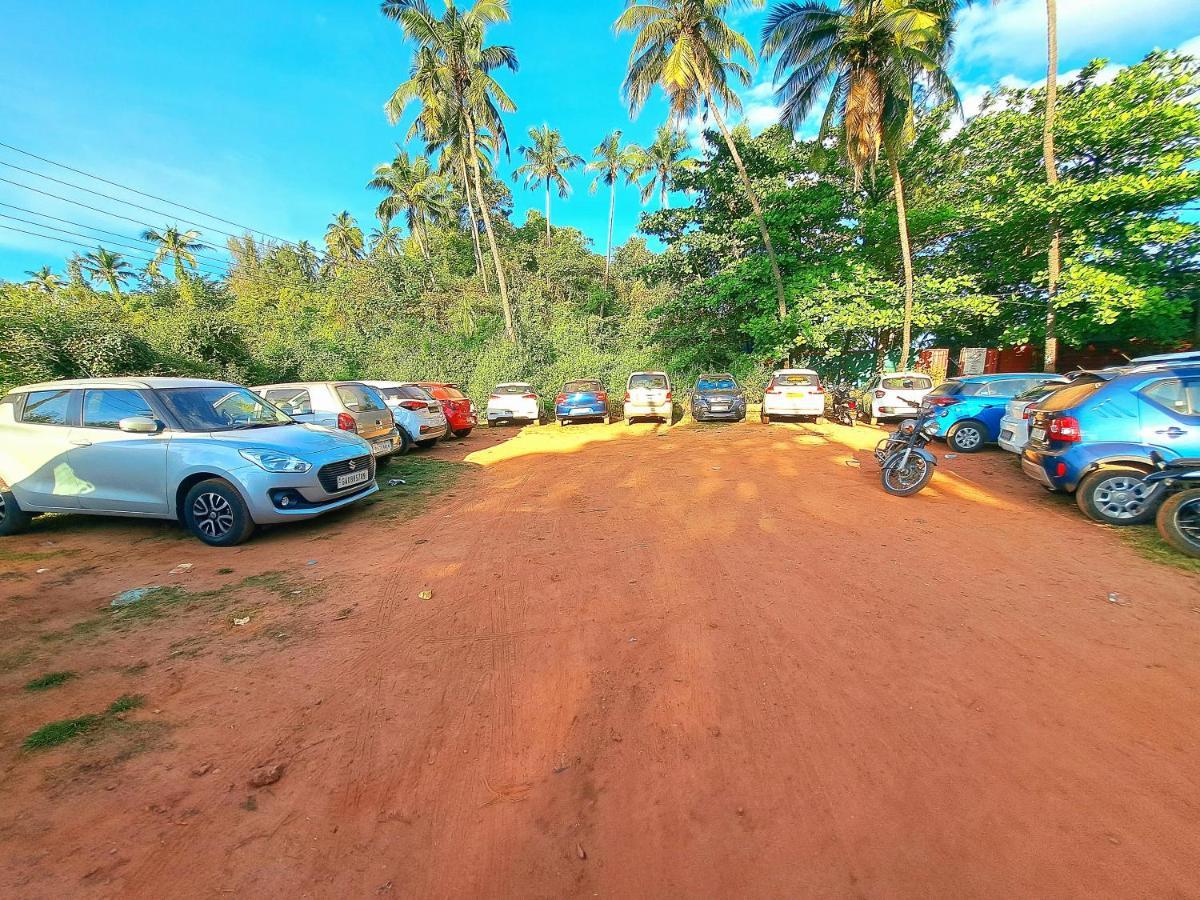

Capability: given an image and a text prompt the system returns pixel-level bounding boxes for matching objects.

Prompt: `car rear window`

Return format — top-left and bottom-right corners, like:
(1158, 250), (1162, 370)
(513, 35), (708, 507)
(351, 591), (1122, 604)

(629, 373), (668, 390)
(697, 376), (737, 391)
(563, 381), (601, 393)
(493, 384), (533, 396)
(335, 383), (386, 412)
(1037, 379), (1106, 411)
(1013, 382), (1064, 402)
(772, 373), (819, 387)
(381, 385), (434, 402)
(928, 380), (967, 397)
(21, 390), (71, 425)
(882, 376), (931, 390)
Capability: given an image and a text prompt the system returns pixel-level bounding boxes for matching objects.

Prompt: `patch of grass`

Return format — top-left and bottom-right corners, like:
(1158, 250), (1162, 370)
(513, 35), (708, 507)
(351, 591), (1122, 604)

(22, 694), (146, 751)
(370, 457), (466, 518)
(0, 546), (68, 563)
(0, 648), (34, 673)
(217, 567), (235, 575)
(24, 670), (77, 692)
(1121, 526), (1200, 574)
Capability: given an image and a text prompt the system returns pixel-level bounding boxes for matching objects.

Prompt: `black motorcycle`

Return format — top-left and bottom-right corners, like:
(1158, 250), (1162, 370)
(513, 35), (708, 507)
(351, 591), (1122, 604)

(1143, 454), (1200, 558)
(829, 385), (858, 427)
(874, 405), (940, 496)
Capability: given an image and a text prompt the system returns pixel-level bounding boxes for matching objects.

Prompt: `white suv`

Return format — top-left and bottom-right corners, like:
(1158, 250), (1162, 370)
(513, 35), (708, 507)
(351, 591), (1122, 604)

(761, 369), (825, 423)
(0, 378), (378, 546)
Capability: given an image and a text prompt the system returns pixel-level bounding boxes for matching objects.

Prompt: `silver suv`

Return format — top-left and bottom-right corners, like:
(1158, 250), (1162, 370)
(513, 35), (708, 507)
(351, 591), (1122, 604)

(253, 381), (401, 459)
(0, 378), (379, 546)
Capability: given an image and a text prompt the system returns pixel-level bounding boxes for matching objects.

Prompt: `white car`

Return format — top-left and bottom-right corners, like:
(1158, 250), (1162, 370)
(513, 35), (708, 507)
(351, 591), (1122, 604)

(624, 372), (673, 424)
(362, 381), (449, 451)
(998, 381), (1067, 454)
(761, 369), (825, 423)
(486, 382), (541, 425)
(861, 371), (934, 423)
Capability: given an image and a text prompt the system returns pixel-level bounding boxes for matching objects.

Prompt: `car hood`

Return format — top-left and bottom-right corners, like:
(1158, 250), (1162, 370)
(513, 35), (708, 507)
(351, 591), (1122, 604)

(201, 423), (367, 456)
(696, 389), (742, 399)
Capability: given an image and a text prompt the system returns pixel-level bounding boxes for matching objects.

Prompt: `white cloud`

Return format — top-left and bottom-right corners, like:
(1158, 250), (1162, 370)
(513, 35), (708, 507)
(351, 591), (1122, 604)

(1178, 34), (1200, 58)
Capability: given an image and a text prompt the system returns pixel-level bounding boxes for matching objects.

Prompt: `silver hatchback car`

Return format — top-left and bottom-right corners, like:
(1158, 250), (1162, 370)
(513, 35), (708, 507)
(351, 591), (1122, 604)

(0, 378), (379, 546)
(253, 381), (402, 459)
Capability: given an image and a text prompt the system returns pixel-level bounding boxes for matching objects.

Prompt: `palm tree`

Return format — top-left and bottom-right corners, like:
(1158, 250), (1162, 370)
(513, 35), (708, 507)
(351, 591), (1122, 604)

(587, 130), (641, 284)
(23, 266), (61, 293)
(513, 126), (583, 246)
(616, 0), (789, 320)
(324, 211), (365, 265)
(80, 248), (134, 301)
(295, 240), (320, 280)
(1042, 0), (1060, 372)
(762, 0), (957, 369)
(382, 0), (520, 342)
(141, 225), (203, 284)
(630, 125), (692, 210)
(368, 148), (454, 259)
(369, 217), (405, 257)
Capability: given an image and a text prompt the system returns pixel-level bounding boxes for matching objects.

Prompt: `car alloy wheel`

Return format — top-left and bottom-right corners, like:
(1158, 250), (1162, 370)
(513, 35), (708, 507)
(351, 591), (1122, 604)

(0, 492), (6, 524)
(191, 491), (235, 539)
(951, 425), (983, 451)
(1091, 474), (1151, 521)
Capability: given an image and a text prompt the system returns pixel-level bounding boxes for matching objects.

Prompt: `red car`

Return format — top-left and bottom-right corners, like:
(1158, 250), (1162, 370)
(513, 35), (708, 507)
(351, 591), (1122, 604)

(414, 382), (476, 438)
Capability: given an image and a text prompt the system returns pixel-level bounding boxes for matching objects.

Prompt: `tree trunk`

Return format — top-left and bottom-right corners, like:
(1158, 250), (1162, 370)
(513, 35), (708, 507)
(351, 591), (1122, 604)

(467, 124), (515, 342)
(544, 178), (552, 246)
(459, 158), (490, 295)
(412, 219), (429, 260)
(1043, 0), (1061, 373)
(703, 88), (788, 320)
(890, 154), (916, 372)
(604, 180), (616, 286)
(662, 180), (670, 210)
(106, 276), (122, 303)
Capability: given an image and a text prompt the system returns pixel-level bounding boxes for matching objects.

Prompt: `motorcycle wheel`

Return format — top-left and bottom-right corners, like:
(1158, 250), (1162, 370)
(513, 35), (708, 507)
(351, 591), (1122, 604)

(881, 454), (934, 497)
(1156, 489), (1200, 559)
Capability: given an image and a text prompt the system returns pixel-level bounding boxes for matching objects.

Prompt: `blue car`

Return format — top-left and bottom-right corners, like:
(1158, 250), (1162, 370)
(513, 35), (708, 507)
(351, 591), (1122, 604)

(924, 372), (1069, 452)
(1021, 360), (1200, 525)
(554, 379), (610, 425)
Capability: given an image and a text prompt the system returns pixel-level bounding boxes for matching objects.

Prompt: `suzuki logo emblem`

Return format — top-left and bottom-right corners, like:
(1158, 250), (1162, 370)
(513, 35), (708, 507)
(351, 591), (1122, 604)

(348, 460), (357, 471)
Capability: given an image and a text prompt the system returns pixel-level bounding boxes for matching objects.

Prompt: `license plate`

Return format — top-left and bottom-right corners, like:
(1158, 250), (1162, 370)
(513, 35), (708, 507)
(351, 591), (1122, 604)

(493, 409), (512, 417)
(371, 439), (393, 456)
(336, 469), (371, 490)
(786, 392), (806, 398)
(710, 404), (729, 412)
(572, 407), (594, 415)
(1031, 427), (1046, 442)
(1001, 430), (1013, 441)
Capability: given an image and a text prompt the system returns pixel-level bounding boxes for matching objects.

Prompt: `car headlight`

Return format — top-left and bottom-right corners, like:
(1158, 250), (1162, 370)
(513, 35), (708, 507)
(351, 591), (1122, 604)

(238, 448), (312, 473)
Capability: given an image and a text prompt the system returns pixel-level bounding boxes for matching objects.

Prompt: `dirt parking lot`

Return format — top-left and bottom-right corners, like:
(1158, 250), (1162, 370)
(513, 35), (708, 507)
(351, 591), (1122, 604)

(1, 418), (1198, 898)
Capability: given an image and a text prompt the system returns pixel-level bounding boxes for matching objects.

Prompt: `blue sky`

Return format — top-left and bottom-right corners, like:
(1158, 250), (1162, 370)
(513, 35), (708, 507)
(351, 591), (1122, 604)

(1, 0), (1198, 281)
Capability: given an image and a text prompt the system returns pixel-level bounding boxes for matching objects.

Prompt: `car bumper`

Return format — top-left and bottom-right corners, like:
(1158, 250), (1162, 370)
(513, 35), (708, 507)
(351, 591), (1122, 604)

(416, 421), (448, 440)
(364, 427), (402, 457)
(556, 405), (607, 419)
(763, 400), (824, 417)
(1020, 447), (1082, 492)
(694, 405), (744, 420)
(487, 407), (539, 422)
(873, 404), (921, 420)
(234, 452), (382, 524)
(625, 403), (671, 419)
(997, 416), (1028, 454)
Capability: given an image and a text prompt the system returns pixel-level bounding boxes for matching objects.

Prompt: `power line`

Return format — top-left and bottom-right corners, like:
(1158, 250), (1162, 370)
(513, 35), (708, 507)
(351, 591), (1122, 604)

(0, 203), (232, 271)
(0, 222), (229, 279)
(0, 140), (301, 248)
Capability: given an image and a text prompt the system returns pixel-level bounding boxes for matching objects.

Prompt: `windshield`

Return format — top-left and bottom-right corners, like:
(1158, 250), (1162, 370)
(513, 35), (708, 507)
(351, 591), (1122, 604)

(927, 380), (965, 397)
(629, 373), (668, 390)
(1037, 379), (1106, 411)
(380, 385), (432, 402)
(696, 375), (737, 391)
(158, 387), (293, 432)
(883, 375), (932, 390)
(335, 383), (386, 412)
(1014, 382), (1065, 402)
(494, 384), (533, 396)
(773, 373), (818, 387)
(563, 381), (602, 393)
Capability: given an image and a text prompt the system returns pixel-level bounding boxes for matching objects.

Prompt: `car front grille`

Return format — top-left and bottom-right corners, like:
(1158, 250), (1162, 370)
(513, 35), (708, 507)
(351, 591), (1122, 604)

(317, 455), (375, 493)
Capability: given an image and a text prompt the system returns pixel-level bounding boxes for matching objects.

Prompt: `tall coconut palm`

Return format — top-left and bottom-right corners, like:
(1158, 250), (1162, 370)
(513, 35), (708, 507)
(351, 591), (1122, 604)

(80, 248), (134, 301)
(1042, 0), (1060, 371)
(295, 240), (320, 280)
(369, 217), (406, 257)
(382, 0), (520, 342)
(368, 148), (454, 259)
(141, 225), (203, 284)
(513, 126), (583, 246)
(616, 0), (789, 320)
(630, 125), (693, 209)
(23, 266), (61, 293)
(762, 0), (958, 369)
(587, 130), (642, 284)
(324, 211), (365, 265)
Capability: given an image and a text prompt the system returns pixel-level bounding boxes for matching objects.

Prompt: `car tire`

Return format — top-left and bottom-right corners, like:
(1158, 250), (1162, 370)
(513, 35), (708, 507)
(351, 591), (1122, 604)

(760, 410), (770, 425)
(0, 484), (33, 537)
(183, 479), (255, 547)
(603, 415), (611, 425)
(416, 439), (438, 449)
(1156, 489), (1200, 558)
(451, 428), (472, 439)
(946, 420), (988, 453)
(558, 418), (566, 427)
(1075, 466), (1157, 526)
(396, 430), (412, 456)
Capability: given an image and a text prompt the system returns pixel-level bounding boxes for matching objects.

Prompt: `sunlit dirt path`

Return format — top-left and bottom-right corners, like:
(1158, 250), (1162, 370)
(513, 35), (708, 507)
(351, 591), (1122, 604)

(2, 419), (1198, 898)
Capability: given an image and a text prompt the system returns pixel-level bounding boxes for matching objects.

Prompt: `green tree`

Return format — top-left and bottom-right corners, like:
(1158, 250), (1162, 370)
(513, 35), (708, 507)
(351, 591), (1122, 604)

(587, 130), (642, 285)
(141, 225), (203, 284)
(616, 0), (790, 321)
(514, 125), (584, 246)
(762, 0), (959, 368)
(629, 125), (691, 209)
(369, 218), (405, 257)
(80, 248), (135, 302)
(383, 0), (520, 341)
(324, 211), (365, 266)
(368, 148), (453, 260)
(23, 266), (61, 293)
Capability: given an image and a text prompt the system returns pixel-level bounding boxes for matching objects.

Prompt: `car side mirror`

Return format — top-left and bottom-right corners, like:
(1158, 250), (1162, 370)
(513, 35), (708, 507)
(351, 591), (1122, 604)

(118, 416), (162, 434)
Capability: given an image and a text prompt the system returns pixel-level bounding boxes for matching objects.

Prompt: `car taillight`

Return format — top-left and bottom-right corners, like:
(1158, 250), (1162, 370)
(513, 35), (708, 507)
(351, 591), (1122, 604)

(597, 392), (608, 403)
(813, 386), (825, 394)
(522, 393), (537, 399)
(555, 394), (566, 404)
(336, 412), (355, 431)
(624, 391), (631, 402)
(1048, 415), (1082, 442)
(764, 385), (777, 394)
(874, 389), (886, 399)
(1021, 403), (1036, 420)
(848, 399), (857, 409)
(398, 400), (426, 411)
(929, 396), (960, 407)
(665, 391), (672, 401)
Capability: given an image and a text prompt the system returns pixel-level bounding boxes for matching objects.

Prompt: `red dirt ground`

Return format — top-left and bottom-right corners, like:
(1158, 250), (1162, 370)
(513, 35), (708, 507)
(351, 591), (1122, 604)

(1, 419), (1198, 899)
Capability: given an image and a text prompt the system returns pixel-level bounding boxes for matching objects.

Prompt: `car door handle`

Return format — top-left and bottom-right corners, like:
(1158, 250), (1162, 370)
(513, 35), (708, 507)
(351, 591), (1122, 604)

(69, 438), (92, 447)
(1156, 427), (1187, 438)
